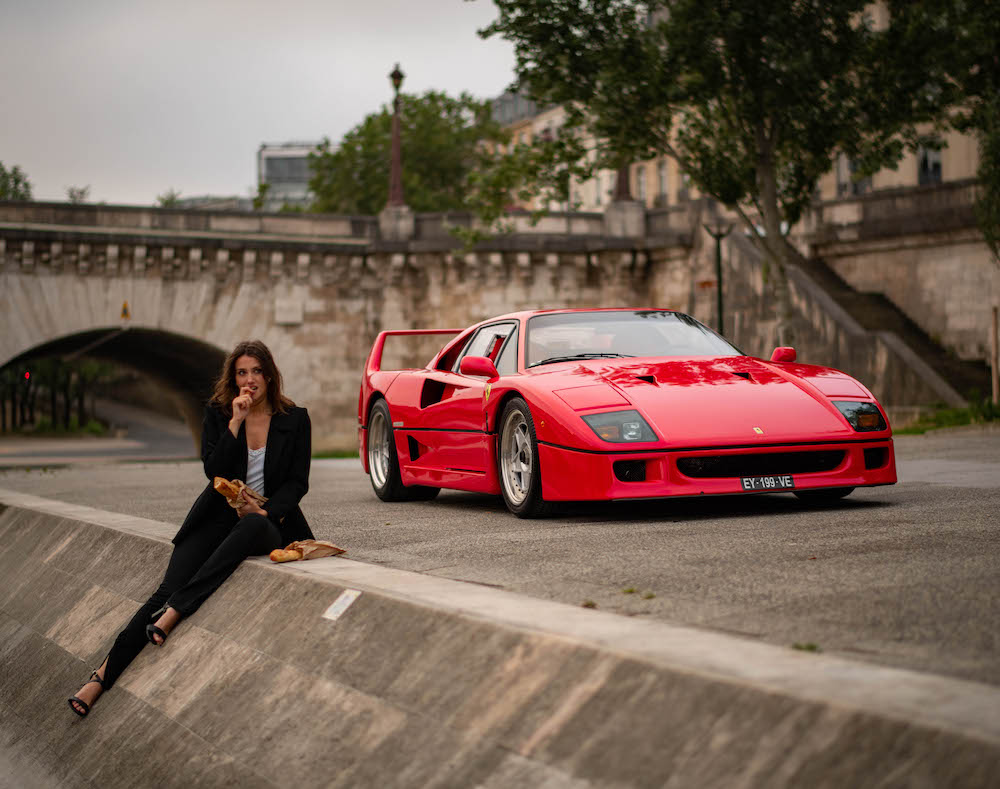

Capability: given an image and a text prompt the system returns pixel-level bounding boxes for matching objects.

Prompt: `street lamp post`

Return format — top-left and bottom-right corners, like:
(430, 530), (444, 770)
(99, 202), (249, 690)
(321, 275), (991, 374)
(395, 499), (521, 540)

(387, 63), (405, 208)
(703, 222), (732, 335)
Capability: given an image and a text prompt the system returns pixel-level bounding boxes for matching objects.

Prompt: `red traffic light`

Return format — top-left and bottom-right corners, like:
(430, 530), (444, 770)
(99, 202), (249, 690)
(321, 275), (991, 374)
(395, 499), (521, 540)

(24, 371), (30, 380)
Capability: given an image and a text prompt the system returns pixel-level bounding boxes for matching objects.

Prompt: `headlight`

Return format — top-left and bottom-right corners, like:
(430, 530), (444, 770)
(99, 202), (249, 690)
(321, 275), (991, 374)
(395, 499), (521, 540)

(833, 401), (887, 432)
(582, 410), (658, 443)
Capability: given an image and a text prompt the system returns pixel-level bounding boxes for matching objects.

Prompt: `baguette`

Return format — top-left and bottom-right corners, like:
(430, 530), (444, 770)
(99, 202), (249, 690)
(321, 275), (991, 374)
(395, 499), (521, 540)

(269, 548), (304, 563)
(213, 477), (267, 508)
(213, 477), (243, 501)
(269, 539), (346, 563)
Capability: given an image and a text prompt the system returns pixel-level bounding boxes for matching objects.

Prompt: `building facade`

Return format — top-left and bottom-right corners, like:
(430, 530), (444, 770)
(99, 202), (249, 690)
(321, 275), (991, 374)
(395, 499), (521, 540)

(257, 141), (321, 212)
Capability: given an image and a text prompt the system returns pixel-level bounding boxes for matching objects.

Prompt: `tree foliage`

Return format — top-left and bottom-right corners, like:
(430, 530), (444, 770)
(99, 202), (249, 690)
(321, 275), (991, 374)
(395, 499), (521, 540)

(309, 90), (507, 215)
(66, 185), (91, 204)
(478, 0), (952, 269)
(938, 0), (1000, 263)
(157, 188), (181, 207)
(0, 161), (33, 201)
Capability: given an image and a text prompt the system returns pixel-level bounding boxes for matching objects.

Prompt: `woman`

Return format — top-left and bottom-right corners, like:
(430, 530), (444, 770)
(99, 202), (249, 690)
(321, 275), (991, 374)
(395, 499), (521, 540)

(68, 340), (312, 717)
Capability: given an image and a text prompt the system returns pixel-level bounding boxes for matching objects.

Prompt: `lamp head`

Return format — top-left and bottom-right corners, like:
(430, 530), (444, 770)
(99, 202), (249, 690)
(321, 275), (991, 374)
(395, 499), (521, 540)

(389, 63), (404, 93)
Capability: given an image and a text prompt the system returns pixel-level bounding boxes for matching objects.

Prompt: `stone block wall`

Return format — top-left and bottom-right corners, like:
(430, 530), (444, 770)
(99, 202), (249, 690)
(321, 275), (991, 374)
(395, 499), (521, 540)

(1, 193), (989, 449)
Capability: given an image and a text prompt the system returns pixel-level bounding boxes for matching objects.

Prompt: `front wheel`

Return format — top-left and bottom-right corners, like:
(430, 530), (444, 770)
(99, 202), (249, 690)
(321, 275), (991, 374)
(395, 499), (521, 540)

(793, 487), (854, 503)
(367, 399), (439, 502)
(497, 397), (550, 518)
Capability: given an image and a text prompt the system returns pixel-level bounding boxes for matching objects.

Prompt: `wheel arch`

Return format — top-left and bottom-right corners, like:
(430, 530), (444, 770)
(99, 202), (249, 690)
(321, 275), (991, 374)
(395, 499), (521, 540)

(360, 391), (386, 474)
(489, 389), (529, 435)
(366, 391), (386, 422)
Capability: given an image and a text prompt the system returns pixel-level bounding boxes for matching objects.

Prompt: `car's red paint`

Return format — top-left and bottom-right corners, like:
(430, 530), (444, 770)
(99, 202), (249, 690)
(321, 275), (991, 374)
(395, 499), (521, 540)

(359, 309), (896, 509)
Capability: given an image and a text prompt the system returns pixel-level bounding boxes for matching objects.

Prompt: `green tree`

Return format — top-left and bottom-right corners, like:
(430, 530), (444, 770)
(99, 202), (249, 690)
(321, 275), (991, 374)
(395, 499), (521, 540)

(0, 162), (33, 200)
(157, 188), (182, 207)
(252, 182), (271, 211)
(479, 1), (953, 335)
(309, 90), (507, 214)
(66, 185), (90, 204)
(939, 1), (1000, 263)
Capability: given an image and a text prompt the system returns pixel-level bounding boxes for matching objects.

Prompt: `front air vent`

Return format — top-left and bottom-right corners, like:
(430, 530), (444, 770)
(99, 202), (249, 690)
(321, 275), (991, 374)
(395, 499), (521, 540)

(634, 375), (656, 385)
(677, 450), (845, 478)
(864, 447), (888, 469)
(407, 436), (421, 461)
(613, 460), (647, 482)
(732, 372), (752, 381)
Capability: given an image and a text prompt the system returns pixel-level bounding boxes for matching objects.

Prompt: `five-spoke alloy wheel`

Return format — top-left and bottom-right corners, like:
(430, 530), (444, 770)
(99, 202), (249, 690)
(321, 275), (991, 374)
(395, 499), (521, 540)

(367, 399), (438, 501)
(498, 397), (550, 517)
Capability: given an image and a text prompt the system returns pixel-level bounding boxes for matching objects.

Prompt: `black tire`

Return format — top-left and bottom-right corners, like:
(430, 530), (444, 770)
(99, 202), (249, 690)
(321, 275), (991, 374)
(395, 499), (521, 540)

(497, 397), (551, 518)
(366, 399), (439, 502)
(793, 487), (855, 503)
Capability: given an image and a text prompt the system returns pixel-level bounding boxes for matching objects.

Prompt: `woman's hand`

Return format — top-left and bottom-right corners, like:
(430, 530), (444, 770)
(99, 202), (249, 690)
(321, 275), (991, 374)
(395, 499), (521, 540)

(235, 496), (267, 519)
(229, 386), (254, 435)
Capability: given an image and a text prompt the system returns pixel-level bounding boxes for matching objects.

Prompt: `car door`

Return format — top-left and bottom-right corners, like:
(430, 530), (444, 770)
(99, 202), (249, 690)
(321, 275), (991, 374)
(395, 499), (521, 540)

(405, 322), (516, 477)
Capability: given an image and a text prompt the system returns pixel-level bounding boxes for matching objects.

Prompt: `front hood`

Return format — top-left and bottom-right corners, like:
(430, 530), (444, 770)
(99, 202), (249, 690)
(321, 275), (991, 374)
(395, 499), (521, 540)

(539, 356), (861, 447)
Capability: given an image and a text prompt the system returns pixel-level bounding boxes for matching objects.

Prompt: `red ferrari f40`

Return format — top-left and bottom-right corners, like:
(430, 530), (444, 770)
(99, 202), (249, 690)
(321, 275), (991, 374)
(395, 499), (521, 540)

(358, 308), (896, 517)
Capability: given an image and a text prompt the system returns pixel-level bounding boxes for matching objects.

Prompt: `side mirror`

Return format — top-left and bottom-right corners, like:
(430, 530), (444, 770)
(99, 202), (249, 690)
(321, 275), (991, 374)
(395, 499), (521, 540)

(770, 346), (796, 363)
(459, 355), (499, 381)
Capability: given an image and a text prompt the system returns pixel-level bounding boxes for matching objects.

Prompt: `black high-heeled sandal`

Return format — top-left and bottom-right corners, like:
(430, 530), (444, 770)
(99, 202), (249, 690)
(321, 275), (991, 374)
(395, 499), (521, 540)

(68, 670), (106, 717)
(146, 605), (170, 645)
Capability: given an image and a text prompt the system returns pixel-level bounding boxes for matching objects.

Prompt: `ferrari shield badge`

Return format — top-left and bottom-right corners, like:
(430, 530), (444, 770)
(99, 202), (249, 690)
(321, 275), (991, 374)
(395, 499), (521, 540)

(753, 427), (764, 435)
(484, 382), (492, 404)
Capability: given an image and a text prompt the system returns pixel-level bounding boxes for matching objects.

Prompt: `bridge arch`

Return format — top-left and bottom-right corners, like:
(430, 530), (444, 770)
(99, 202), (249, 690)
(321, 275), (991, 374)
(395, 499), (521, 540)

(3, 327), (226, 445)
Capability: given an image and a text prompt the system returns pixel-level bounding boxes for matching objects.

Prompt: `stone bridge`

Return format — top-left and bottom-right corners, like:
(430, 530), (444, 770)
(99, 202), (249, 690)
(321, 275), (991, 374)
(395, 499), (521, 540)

(0, 188), (992, 450)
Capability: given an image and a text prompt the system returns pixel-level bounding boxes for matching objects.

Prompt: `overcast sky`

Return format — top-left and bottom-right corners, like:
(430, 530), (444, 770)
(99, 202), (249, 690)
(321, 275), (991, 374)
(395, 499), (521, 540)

(1, 0), (515, 205)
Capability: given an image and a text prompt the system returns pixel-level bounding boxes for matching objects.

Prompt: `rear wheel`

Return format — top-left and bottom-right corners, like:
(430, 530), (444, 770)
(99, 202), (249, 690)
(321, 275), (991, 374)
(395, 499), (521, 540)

(497, 398), (550, 518)
(793, 487), (854, 503)
(367, 399), (439, 502)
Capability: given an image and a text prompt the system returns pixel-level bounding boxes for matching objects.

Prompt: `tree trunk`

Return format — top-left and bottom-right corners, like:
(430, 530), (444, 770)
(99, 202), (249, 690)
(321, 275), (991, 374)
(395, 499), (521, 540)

(755, 134), (804, 347)
(76, 383), (85, 427)
(63, 378), (72, 429)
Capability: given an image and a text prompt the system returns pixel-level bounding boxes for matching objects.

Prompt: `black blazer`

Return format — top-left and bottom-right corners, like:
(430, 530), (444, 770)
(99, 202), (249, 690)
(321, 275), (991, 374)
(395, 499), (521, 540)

(173, 404), (314, 546)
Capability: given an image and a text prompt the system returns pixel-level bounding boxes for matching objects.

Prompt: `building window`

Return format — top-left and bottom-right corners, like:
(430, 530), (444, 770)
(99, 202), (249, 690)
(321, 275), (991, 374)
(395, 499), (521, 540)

(595, 174), (603, 206)
(658, 161), (668, 199)
(837, 154), (872, 197)
(918, 147), (943, 186)
(637, 167), (646, 202)
(677, 171), (690, 201)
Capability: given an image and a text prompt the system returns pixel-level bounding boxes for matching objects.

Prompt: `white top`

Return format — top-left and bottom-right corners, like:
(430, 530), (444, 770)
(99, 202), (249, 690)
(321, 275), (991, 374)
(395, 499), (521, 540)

(246, 445), (266, 495)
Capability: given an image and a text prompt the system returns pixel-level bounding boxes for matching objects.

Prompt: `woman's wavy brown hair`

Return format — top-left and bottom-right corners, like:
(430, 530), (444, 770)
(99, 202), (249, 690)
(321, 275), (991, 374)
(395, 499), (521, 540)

(209, 340), (295, 416)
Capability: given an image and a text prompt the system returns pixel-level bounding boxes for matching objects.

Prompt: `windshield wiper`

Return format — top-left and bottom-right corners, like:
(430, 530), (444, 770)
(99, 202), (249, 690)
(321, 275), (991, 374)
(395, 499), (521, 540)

(529, 353), (635, 368)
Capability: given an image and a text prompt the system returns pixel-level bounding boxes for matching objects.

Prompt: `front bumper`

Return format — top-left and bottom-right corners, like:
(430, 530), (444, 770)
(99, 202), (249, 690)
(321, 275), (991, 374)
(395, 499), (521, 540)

(538, 439), (896, 501)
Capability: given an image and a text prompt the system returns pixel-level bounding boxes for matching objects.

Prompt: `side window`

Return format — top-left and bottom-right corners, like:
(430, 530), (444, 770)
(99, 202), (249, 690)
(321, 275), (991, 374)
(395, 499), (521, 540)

(495, 327), (519, 375)
(454, 323), (515, 372)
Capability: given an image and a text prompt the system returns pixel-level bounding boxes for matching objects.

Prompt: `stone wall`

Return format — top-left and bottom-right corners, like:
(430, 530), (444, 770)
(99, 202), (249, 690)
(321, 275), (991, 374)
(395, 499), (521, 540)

(805, 181), (998, 361)
(0, 194), (989, 449)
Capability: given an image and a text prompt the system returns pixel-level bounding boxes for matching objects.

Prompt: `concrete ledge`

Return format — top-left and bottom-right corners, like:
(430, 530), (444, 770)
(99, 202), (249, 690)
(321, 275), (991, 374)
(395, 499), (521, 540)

(1, 488), (998, 788)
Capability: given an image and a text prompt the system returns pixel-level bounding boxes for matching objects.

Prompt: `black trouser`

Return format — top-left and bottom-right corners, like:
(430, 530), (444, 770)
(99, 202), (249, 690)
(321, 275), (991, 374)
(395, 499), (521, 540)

(101, 513), (282, 689)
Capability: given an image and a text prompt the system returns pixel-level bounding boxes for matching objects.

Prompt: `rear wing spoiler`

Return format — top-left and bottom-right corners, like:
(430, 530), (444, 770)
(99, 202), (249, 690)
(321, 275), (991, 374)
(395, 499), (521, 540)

(365, 329), (463, 374)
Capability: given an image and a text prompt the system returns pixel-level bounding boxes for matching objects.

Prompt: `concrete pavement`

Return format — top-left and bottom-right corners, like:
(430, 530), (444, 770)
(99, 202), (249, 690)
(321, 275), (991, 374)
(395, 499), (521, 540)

(2, 425), (997, 687)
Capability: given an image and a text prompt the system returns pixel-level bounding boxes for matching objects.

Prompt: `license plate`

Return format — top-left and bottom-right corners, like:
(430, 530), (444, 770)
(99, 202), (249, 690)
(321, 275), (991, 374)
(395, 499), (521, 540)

(741, 475), (795, 491)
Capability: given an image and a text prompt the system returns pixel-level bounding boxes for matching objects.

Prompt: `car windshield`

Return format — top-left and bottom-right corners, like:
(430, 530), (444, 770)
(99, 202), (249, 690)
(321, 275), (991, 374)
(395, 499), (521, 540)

(526, 310), (742, 368)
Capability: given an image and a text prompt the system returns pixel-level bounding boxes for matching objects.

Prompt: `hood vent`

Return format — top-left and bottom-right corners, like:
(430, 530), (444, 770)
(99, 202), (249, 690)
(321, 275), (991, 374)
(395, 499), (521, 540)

(634, 375), (657, 385)
(732, 372), (753, 381)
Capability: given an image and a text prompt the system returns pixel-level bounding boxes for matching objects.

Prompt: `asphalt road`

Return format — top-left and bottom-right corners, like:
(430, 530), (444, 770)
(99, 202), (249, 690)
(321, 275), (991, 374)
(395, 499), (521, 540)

(0, 399), (195, 467)
(1, 425), (997, 687)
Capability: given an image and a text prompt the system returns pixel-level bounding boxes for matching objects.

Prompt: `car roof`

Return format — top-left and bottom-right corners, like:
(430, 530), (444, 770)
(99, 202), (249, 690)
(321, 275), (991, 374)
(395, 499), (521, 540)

(478, 307), (676, 325)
